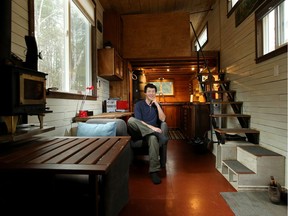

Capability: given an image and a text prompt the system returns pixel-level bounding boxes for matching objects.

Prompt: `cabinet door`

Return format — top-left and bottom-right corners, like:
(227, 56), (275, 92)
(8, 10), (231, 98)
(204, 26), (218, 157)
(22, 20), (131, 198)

(196, 104), (210, 137)
(163, 106), (179, 129)
(115, 52), (120, 77)
(115, 52), (123, 79)
(191, 104), (210, 138)
(180, 106), (191, 139)
(98, 48), (114, 77)
(98, 48), (123, 81)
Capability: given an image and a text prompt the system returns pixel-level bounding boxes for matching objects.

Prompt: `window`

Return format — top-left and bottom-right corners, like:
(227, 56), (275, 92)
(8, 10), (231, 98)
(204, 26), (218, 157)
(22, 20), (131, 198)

(194, 24), (208, 51)
(150, 79), (174, 96)
(256, 0), (288, 63)
(227, 0), (240, 17)
(227, 0), (239, 12)
(34, 0), (95, 95)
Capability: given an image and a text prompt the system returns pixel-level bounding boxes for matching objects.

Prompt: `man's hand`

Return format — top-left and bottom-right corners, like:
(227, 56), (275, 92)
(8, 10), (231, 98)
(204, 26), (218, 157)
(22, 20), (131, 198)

(150, 99), (166, 123)
(151, 125), (162, 133)
(150, 98), (159, 106)
(141, 120), (162, 133)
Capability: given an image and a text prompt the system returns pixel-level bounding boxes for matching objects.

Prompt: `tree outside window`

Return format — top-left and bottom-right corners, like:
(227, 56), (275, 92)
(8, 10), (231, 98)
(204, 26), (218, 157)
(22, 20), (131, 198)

(256, 0), (288, 63)
(34, 0), (92, 94)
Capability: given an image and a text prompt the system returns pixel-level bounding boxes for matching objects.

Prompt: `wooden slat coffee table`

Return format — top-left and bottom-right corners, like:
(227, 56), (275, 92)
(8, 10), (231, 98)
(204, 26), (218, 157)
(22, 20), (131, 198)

(0, 136), (131, 215)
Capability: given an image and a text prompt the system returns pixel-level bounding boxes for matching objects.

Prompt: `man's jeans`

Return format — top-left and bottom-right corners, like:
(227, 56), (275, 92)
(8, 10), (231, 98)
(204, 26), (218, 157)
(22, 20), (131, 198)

(127, 117), (168, 172)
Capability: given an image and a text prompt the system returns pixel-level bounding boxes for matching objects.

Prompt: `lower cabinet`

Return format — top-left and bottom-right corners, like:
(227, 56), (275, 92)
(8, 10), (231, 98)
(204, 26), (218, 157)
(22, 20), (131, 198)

(161, 103), (210, 139)
(180, 103), (210, 140)
(162, 104), (181, 129)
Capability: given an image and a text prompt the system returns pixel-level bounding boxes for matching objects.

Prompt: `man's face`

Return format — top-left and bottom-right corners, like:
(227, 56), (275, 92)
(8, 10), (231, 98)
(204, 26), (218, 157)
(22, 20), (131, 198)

(145, 87), (156, 101)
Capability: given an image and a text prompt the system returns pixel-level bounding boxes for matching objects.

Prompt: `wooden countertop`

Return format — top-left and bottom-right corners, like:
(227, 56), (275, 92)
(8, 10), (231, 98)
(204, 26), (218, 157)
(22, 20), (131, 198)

(160, 102), (186, 106)
(160, 102), (207, 106)
(73, 112), (134, 122)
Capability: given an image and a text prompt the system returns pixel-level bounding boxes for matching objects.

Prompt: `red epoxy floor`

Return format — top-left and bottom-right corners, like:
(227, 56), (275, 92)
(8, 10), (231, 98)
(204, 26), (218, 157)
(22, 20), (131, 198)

(119, 140), (236, 216)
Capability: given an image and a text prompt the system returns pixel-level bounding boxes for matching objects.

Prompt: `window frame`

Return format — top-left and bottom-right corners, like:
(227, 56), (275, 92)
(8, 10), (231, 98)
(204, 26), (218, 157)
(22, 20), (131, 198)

(194, 23), (208, 51)
(227, 0), (240, 17)
(28, 0), (97, 100)
(149, 79), (175, 96)
(255, 0), (288, 63)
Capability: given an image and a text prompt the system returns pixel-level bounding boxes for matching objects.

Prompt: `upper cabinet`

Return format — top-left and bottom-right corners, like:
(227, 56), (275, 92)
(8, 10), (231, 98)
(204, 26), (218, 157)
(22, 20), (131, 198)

(100, 11), (124, 81)
(98, 48), (123, 81)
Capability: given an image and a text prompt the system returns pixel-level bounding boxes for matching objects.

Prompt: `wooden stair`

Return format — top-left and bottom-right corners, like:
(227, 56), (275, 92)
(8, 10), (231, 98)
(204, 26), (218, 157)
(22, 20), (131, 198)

(197, 70), (260, 144)
(196, 53), (283, 191)
(214, 128), (260, 144)
(218, 145), (285, 191)
(211, 114), (251, 118)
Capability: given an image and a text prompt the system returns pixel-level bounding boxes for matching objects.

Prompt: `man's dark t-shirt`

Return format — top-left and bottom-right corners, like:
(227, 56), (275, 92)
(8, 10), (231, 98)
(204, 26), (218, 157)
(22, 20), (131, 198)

(134, 100), (159, 127)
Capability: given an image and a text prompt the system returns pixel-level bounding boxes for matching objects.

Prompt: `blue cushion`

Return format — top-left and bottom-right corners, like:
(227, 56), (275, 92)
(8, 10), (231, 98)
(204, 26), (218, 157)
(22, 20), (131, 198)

(76, 122), (117, 137)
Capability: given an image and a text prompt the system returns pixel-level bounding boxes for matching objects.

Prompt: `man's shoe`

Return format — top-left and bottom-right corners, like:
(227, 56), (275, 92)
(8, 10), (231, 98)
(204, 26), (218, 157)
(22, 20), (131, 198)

(150, 172), (161, 184)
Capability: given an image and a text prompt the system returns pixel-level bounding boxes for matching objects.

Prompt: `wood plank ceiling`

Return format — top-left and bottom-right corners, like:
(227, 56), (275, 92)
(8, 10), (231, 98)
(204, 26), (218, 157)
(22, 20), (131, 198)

(98, 0), (216, 31)
(98, 0), (217, 74)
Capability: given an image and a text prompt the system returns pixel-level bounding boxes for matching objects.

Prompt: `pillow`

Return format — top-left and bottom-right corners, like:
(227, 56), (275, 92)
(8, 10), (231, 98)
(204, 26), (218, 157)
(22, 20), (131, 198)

(76, 122), (117, 137)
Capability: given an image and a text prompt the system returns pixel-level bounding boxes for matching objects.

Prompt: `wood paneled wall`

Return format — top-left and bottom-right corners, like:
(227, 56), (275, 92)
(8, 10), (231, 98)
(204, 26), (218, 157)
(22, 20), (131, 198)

(146, 73), (193, 102)
(122, 12), (191, 59)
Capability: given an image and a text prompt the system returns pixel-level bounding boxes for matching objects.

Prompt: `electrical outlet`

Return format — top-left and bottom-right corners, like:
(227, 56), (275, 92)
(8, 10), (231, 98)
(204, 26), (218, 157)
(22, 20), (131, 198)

(274, 65), (279, 76)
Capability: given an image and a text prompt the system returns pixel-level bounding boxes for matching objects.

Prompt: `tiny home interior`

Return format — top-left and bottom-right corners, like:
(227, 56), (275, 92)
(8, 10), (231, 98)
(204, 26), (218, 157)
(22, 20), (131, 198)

(0, 0), (287, 215)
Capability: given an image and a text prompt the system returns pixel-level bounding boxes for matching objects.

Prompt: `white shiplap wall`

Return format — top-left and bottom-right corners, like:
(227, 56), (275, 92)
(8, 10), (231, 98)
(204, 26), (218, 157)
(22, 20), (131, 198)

(11, 0), (28, 59)
(201, 0), (287, 186)
(11, 0), (109, 136)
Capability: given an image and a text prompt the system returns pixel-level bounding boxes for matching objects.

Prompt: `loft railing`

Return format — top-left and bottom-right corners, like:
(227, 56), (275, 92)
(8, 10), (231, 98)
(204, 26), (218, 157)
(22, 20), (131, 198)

(189, 21), (217, 145)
